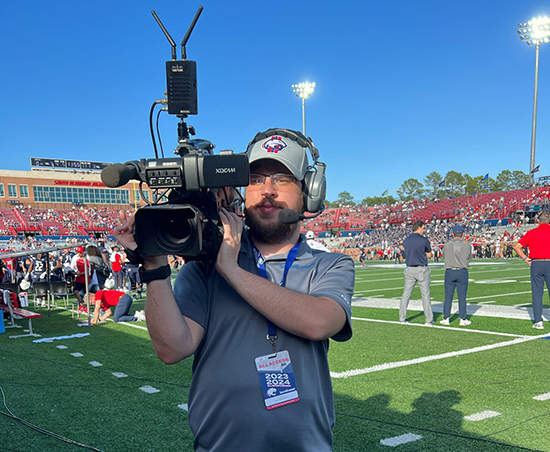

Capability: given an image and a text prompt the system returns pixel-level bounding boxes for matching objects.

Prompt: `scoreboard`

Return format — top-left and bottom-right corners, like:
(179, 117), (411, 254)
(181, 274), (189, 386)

(30, 158), (110, 171)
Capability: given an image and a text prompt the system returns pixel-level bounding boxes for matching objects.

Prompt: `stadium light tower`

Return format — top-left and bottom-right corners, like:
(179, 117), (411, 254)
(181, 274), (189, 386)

(292, 82), (315, 135)
(518, 16), (550, 185)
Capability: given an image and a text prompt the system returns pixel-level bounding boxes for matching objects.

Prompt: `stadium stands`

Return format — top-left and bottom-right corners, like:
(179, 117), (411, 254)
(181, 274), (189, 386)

(0, 186), (542, 253)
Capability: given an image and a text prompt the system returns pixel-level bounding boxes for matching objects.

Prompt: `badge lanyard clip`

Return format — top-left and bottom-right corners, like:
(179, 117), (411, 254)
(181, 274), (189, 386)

(267, 334), (278, 356)
(253, 241), (300, 358)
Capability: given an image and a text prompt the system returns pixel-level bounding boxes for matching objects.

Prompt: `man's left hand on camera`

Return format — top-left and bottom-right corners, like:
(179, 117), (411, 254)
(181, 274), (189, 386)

(114, 210), (166, 269)
(113, 211), (138, 252)
(216, 207), (243, 282)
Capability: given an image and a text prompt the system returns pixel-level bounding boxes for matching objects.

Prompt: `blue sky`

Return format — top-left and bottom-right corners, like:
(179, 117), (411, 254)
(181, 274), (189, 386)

(2, 0), (550, 203)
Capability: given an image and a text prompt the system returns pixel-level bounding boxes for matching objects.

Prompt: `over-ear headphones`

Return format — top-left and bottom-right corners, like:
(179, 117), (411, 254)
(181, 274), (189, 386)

(246, 128), (326, 214)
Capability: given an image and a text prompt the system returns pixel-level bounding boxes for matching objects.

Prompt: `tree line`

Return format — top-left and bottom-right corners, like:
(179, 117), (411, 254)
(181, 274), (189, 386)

(328, 169), (530, 207)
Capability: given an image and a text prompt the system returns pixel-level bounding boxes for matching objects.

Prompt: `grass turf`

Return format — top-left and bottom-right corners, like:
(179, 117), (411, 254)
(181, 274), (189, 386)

(2, 259), (550, 451)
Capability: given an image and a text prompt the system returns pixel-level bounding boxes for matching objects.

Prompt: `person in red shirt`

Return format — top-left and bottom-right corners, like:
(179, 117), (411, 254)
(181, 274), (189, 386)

(90, 289), (145, 324)
(109, 246), (124, 290)
(71, 246), (93, 311)
(514, 211), (550, 329)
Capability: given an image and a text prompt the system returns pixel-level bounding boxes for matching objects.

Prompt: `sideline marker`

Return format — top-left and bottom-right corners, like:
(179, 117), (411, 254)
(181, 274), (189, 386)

(380, 433), (422, 447)
(464, 411), (501, 421)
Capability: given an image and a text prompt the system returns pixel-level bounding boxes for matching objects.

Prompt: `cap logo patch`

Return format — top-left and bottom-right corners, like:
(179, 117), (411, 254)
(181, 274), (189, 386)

(262, 136), (288, 154)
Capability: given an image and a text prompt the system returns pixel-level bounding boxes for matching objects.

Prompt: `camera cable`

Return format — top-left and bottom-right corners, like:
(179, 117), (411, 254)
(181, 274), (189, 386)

(0, 385), (102, 452)
(149, 99), (167, 158)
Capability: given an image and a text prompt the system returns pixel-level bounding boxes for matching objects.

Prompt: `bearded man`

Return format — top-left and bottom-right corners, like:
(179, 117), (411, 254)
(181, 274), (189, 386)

(113, 128), (355, 452)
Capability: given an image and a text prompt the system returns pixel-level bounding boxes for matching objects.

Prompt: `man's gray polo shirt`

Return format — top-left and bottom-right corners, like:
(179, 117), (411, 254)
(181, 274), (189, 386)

(173, 232), (355, 452)
(443, 238), (472, 269)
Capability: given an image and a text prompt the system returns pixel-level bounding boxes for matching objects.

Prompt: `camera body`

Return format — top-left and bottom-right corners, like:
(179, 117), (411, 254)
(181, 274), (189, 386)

(102, 147), (249, 261)
(101, 8), (249, 261)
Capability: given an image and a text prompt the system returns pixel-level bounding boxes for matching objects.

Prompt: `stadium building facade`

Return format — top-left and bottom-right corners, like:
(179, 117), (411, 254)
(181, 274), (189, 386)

(0, 169), (151, 210)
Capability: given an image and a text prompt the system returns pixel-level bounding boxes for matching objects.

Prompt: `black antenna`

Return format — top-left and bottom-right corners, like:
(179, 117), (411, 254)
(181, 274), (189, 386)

(151, 10), (177, 61)
(181, 6), (204, 60)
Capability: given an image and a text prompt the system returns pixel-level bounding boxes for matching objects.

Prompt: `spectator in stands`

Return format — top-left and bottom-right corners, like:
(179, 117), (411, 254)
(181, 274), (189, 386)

(89, 289), (145, 324)
(440, 225), (472, 326)
(399, 220), (434, 325)
(513, 211), (550, 330)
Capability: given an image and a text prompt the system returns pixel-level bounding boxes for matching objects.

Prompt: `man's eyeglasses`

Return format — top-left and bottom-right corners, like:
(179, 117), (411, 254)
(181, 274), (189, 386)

(248, 173), (298, 190)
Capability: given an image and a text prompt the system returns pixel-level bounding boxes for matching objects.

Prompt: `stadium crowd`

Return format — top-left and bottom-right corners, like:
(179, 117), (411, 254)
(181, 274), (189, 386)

(0, 184), (544, 283)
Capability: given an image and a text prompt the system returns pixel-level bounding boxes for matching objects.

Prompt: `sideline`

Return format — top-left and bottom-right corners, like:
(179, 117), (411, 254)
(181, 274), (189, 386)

(351, 296), (542, 320)
(54, 306), (149, 331)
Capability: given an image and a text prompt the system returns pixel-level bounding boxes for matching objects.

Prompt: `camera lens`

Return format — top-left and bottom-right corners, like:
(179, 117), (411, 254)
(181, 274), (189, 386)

(135, 204), (203, 257)
(162, 216), (193, 244)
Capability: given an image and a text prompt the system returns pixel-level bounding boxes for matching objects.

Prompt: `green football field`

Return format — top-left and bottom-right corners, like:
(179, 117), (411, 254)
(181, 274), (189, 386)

(2, 259), (550, 451)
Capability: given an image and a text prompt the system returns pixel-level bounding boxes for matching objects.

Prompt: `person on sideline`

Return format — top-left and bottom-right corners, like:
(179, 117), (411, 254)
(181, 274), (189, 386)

(71, 246), (93, 312)
(113, 128), (355, 451)
(305, 230), (331, 252)
(440, 225), (472, 326)
(399, 220), (434, 325)
(89, 289), (145, 324)
(513, 211), (550, 329)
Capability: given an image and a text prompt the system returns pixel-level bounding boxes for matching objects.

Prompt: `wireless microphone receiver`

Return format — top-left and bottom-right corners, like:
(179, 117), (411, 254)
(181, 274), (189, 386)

(152, 7), (203, 115)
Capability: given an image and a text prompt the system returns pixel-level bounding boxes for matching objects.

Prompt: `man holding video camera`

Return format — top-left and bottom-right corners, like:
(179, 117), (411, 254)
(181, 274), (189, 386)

(114, 129), (354, 451)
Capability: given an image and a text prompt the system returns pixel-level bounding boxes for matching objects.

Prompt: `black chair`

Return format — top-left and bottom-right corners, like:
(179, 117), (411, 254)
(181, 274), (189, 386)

(32, 282), (50, 307)
(51, 281), (69, 308)
(0, 283), (19, 296)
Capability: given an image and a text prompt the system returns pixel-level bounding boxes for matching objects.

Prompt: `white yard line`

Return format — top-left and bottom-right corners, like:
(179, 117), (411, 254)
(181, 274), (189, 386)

(350, 317), (527, 337)
(355, 266), (528, 284)
(330, 332), (550, 379)
(355, 282), (444, 294)
(466, 291), (531, 301)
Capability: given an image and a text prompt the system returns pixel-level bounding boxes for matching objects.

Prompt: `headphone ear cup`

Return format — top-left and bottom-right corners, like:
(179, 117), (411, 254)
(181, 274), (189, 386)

(303, 169), (326, 213)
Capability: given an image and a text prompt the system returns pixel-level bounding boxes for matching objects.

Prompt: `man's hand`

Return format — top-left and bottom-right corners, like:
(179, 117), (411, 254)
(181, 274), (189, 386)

(113, 210), (138, 251)
(216, 208), (243, 282)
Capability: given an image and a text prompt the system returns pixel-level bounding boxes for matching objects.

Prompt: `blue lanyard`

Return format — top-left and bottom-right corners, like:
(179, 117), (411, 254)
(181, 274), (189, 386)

(252, 241), (300, 354)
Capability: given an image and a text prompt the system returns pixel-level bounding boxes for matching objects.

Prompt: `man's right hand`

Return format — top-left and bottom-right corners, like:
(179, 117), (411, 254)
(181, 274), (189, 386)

(114, 211), (138, 251)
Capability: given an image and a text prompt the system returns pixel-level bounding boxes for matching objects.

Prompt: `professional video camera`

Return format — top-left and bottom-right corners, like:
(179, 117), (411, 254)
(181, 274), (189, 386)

(101, 7), (249, 260)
